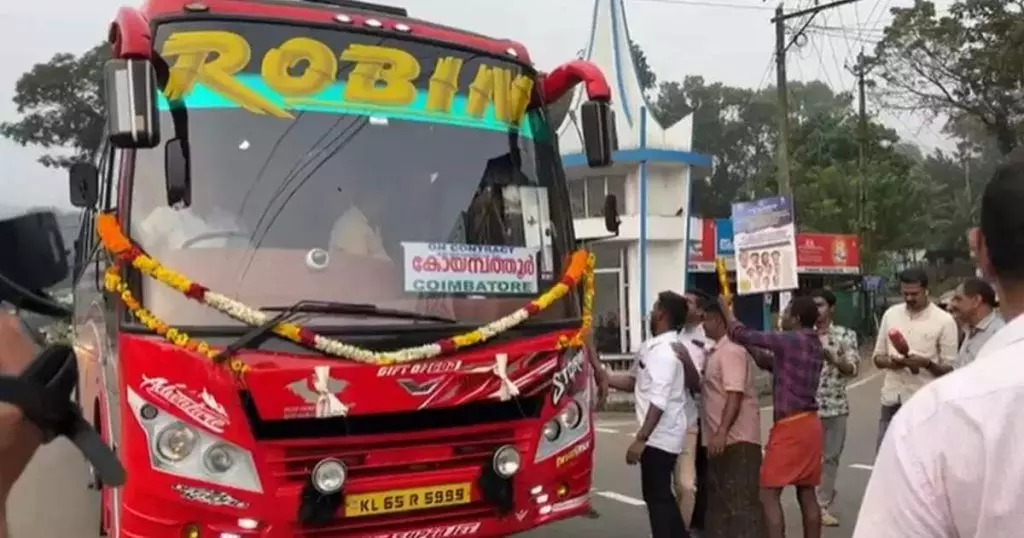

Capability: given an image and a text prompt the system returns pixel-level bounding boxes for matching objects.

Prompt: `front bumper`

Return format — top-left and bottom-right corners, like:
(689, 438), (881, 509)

(116, 435), (594, 537)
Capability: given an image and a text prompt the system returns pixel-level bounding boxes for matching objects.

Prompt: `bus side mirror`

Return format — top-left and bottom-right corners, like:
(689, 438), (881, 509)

(165, 137), (192, 208)
(580, 100), (616, 168)
(603, 194), (620, 234)
(68, 162), (99, 208)
(104, 58), (160, 149)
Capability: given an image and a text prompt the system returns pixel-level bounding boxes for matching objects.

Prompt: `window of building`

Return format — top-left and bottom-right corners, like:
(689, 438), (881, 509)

(568, 175), (627, 219)
(589, 241), (627, 355)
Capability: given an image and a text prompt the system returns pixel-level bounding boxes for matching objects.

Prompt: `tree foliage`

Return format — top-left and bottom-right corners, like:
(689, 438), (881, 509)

(645, 67), (937, 269)
(869, 0), (1024, 155)
(0, 43), (109, 168)
(629, 40), (657, 94)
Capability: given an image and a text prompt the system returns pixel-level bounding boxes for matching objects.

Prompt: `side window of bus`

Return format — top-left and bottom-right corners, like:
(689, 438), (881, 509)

(74, 143), (112, 286)
(74, 209), (95, 283)
(101, 145), (121, 211)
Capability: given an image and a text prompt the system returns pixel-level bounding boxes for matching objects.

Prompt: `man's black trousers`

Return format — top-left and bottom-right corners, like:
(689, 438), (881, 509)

(640, 445), (690, 538)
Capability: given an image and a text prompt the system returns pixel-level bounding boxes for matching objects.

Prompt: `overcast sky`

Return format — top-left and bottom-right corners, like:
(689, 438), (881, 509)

(0, 0), (951, 210)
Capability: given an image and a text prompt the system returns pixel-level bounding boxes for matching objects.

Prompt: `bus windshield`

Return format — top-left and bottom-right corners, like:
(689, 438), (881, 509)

(129, 20), (576, 328)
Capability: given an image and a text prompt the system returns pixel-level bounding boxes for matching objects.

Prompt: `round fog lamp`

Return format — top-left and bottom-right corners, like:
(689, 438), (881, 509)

(542, 420), (561, 442)
(312, 458), (347, 494)
(155, 422), (197, 462)
(493, 445), (521, 478)
(558, 402), (583, 429)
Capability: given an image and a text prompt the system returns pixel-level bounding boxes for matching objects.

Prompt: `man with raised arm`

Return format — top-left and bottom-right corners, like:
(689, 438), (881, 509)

(720, 294), (824, 538)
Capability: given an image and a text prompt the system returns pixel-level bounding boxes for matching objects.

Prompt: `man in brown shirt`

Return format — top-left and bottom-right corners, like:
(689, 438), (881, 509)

(698, 301), (767, 538)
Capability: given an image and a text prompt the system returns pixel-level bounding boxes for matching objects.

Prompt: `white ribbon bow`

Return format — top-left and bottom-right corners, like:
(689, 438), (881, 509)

(313, 365), (349, 418)
(493, 353), (520, 401)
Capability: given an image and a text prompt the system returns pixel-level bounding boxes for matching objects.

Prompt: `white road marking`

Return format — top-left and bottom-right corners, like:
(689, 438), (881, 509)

(849, 463), (874, 471)
(847, 371), (883, 390)
(594, 491), (647, 506)
(595, 420), (636, 428)
(595, 427), (621, 434)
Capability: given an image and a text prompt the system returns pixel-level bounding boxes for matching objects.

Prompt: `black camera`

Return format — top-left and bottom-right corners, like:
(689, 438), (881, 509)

(0, 210), (125, 486)
(0, 210), (71, 316)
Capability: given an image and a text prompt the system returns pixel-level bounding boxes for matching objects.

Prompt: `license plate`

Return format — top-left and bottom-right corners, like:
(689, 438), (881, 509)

(344, 483), (472, 518)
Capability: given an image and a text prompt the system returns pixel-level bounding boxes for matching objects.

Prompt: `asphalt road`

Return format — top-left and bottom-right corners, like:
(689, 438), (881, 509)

(7, 372), (885, 537)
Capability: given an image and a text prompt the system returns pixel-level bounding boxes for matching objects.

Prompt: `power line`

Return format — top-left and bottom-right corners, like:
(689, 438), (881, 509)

(631, 0), (774, 10)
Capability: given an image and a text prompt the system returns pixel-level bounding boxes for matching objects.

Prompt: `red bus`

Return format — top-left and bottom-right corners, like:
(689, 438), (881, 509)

(69, 1), (619, 536)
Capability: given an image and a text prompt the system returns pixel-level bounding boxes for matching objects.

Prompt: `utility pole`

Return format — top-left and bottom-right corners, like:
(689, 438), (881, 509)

(774, 5), (791, 197)
(771, 0), (862, 198)
(847, 49), (870, 235)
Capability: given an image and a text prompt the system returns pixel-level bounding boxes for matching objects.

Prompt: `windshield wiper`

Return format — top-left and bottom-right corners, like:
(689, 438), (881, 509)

(261, 301), (457, 324)
(213, 300), (456, 361)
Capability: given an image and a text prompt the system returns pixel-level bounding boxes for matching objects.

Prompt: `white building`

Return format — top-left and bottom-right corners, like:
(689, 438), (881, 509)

(555, 0), (712, 355)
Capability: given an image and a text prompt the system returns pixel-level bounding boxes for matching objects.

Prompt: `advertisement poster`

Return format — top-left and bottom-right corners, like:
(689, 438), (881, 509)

(687, 217), (716, 272)
(402, 242), (539, 295)
(715, 218), (735, 257)
(796, 233), (861, 274)
(731, 196), (798, 295)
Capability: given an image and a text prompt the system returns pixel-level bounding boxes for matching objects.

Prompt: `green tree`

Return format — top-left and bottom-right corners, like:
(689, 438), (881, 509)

(652, 76), (774, 217)
(1, 43), (109, 168)
(651, 75), (938, 270)
(629, 40), (657, 94)
(788, 112), (933, 269)
(868, 0), (1024, 155)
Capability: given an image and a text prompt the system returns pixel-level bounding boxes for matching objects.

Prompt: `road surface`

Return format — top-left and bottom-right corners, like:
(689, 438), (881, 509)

(7, 372), (885, 537)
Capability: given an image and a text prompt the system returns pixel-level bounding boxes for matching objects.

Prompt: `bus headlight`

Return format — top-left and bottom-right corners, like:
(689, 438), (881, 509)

(493, 445), (522, 478)
(155, 422), (198, 462)
(312, 458), (347, 494)
(203, 443), (236, 474)
(558, 401), (583, 430)
(542, 420), (561, 442)
(128, 388), (263, 493)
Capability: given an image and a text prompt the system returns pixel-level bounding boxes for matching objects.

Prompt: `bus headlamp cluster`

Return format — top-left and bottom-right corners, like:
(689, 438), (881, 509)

(127, 389), (263, 493)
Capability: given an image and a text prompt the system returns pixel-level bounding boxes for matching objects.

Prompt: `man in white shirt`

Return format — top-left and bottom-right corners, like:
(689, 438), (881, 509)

(602, 291), (693, 538)
(948, 277), (1005, 368)
(871, 267), (958, 451)
(853, 148), (1024, 538)
(330, 184), (390, 260)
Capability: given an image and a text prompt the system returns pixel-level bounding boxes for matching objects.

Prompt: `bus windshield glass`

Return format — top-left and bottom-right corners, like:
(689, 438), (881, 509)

(130, 20), (575, 328)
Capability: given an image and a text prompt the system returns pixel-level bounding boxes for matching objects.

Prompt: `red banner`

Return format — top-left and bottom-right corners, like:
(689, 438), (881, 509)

(688, 218), (716, 269)
(796, 233), (860, 274)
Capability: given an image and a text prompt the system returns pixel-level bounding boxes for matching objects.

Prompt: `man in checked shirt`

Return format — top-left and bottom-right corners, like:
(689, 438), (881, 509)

(719, 294), (824, 538)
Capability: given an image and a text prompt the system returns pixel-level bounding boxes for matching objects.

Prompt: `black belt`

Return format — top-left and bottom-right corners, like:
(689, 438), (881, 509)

(0, 345), (125, 486)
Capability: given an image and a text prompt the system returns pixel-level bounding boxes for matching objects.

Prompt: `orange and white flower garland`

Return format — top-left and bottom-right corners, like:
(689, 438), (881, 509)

(96, 213), (595, 367)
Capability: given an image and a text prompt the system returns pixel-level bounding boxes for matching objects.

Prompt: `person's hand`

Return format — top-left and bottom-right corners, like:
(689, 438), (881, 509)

(903, 353), (931, 372)
(625, 438), (645, 465)
(593, 365), (609, 408)
(708, 430), (728, 457)
(0, 310), (45, 505)
(718, 294), (734, 312)
(886, 354), (908, 370)
(0, 311), (40, 433)
(671, 342), (701, 394)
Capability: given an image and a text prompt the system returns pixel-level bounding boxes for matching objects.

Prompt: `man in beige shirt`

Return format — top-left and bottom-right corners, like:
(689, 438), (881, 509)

(872, 268), (958, 452)
(695, 300), (766, 538)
